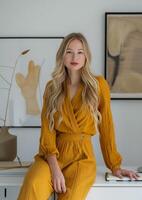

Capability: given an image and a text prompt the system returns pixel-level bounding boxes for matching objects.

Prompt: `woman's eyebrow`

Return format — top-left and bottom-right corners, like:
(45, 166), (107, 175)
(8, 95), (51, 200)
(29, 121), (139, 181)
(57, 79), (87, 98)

(66, 48), (84, 50)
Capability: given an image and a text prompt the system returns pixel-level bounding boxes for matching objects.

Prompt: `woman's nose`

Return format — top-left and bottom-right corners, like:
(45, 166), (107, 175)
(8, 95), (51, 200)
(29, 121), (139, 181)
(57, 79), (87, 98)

(72, 53), (79, 59)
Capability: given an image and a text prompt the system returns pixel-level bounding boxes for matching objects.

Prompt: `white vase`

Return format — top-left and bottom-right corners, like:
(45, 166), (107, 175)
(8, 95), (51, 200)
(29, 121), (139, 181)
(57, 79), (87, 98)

(0, 127), (17, 161)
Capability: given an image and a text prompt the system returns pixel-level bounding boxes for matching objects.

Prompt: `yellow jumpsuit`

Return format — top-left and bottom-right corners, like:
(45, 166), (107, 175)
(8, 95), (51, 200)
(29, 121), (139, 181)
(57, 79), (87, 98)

(17, 75), (122, 200)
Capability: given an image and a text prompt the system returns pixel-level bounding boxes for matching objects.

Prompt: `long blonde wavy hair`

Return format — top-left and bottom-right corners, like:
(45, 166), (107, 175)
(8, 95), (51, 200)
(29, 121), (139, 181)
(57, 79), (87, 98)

(43, 32), (102, 132)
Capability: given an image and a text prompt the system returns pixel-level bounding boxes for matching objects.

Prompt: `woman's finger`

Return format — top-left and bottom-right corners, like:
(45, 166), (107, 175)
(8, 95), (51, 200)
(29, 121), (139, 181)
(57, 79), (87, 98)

(124, 171), (138, 180)
(131, 172), (140, 180)
(129, 173), (133, 180)
(61, 180), (67, 193)
(53, 180), (57, 193)
(56, 179), (62, 193)
(132, 173), (139, 180)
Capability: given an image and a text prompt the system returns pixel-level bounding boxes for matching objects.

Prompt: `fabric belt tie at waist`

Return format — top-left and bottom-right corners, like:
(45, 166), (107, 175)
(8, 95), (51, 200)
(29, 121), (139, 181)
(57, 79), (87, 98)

(57, 133), (91, 141)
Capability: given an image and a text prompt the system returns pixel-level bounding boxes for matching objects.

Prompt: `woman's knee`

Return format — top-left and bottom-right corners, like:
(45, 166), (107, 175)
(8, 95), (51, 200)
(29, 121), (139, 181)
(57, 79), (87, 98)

(23, 159), (53, 192)
(19, 168), (53, 200)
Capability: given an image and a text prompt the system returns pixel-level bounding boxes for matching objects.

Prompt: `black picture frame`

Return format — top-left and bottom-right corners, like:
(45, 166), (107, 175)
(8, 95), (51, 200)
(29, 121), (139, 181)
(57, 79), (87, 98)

(0, 36), (64, 127)
(105, 12), (142, 100)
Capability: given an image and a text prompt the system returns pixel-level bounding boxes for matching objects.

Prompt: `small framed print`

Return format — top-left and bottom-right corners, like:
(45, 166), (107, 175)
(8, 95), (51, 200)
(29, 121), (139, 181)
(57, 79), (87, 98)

(0, 36), (63, 127)
(105, 12), (142, 99)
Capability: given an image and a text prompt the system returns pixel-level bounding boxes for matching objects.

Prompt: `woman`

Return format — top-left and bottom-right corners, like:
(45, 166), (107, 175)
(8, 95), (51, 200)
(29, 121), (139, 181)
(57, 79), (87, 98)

(18, 32), (138, 200)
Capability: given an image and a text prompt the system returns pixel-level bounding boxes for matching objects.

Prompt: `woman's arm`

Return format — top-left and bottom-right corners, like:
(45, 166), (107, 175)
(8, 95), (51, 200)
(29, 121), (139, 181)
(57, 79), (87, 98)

(39, 96), (66, 193)
(46, 154), (66, 193)
(97, 76), (122, 172)
(46, 154), (61, 172)
(97, 75), (139, 180)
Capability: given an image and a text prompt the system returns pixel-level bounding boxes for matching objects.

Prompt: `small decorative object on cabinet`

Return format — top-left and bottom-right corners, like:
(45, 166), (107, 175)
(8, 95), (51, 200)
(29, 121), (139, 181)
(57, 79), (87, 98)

(137, 166), (142, 173)
(0, 36), (63, 161)
(0, 46), (31, 160)
(0, 127), (17, 161)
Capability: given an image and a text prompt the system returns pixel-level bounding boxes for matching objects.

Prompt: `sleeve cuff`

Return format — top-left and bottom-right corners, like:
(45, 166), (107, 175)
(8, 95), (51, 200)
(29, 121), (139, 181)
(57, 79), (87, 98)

(44, 151), (59, 159)
(39, 146), (59, 160)
(111, 165), (121, 172)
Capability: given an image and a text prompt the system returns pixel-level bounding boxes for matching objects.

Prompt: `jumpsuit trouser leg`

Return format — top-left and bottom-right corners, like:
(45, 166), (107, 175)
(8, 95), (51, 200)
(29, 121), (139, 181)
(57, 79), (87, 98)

(17, 133), (96, 200)
(17, 156), (54, 200)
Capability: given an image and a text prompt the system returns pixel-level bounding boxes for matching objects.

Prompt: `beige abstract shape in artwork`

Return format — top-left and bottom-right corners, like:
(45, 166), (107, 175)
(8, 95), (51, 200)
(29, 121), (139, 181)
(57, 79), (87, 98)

(111, 31), (142, 93)
(108, 18), (137, 56)
(15, 60), (41, 115)
(111, 70), (142, 93)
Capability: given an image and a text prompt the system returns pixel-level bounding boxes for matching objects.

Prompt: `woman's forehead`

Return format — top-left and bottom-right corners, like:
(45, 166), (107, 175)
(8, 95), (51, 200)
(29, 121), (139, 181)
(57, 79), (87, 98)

(67, 39), (84, 49)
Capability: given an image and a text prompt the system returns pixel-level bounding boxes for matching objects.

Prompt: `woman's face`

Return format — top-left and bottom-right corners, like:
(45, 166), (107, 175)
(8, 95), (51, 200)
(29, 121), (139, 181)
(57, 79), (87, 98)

(63, 39), (86, 71)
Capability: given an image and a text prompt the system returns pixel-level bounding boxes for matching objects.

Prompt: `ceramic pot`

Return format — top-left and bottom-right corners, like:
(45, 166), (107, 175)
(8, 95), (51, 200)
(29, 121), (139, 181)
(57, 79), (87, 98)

(0, 127), (17, 161)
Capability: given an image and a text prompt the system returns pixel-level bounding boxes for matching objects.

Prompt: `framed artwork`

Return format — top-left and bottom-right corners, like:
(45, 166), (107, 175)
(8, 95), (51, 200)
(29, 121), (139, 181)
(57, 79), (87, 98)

(0, 37), (64, 127)
(105, 12), (142, 99)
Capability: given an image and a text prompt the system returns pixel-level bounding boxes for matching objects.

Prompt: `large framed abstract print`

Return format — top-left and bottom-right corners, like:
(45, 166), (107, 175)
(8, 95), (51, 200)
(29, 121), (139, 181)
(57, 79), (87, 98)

(105, 12), (142, 99)
(0, 37), (63, 127)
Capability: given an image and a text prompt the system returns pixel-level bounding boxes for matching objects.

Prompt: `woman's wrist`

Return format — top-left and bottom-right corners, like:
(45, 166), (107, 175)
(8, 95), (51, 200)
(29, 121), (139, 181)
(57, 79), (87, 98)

(46, 154), (61, 173)
(112, 166), (121, 173)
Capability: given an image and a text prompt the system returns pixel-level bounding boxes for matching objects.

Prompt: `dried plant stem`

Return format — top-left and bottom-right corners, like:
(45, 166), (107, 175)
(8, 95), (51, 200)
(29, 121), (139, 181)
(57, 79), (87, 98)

(4, 55), (21, 126)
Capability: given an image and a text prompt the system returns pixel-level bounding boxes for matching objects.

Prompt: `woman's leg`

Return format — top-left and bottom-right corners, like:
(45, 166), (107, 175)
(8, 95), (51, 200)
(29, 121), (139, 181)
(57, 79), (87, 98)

(17, 156), (54, 200)
(56, 133), (96, 200)
(57, 158), (96, 200)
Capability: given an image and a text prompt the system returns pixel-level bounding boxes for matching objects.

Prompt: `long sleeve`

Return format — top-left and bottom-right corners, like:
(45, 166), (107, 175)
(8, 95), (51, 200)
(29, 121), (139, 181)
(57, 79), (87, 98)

(97, 76), (122, 172)
(38, 97), (59, 159)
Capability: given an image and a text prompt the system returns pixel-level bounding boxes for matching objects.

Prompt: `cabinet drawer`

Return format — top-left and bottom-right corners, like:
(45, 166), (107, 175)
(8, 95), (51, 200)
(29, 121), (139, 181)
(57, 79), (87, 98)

(0, 187), (5, 199)
(6, 186), (54, 200)
(6, 186), (20, 200)
(86, 187), (142, 200)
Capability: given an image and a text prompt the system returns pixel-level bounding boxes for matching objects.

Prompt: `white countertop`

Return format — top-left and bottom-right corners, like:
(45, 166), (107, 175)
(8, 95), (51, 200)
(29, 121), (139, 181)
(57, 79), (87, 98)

(0, 166), (142, 187)
(93, 166), (142, 187)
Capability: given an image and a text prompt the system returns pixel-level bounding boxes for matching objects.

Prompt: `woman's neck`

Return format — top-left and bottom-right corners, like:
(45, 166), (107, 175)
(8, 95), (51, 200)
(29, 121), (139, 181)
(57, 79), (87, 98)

(67, 70), (81, 86)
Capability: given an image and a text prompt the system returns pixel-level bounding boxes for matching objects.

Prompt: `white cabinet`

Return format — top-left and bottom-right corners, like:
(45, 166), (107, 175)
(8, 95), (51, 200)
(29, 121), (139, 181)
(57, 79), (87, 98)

(86, 187), (142, 200)
(0, 168), (54, 200)
(4, 186), (20, 200)
(0, 168), (26, 200)
(86, 166), (142, 200)
(0, 167), (142, 200)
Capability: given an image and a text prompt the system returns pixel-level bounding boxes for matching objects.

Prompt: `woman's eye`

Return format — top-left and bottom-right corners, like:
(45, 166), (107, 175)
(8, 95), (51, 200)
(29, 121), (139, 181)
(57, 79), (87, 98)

(66, 51), (72, 54)
(78, 51), (84, 54)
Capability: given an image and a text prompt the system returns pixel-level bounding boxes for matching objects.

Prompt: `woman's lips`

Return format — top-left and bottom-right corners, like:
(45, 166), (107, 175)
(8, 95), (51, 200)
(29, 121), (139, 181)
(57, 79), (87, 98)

(70, 62), (79, 65)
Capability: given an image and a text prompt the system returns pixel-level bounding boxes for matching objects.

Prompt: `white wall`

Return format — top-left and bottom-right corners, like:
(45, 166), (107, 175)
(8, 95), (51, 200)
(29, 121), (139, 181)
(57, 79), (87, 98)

(0, 0), (142, 167)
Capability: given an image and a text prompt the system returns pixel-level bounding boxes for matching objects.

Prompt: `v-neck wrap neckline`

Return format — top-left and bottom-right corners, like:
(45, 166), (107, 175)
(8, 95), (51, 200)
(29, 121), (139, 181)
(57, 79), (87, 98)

(65, 79), (83, 105)
(61, 80), (84, 134)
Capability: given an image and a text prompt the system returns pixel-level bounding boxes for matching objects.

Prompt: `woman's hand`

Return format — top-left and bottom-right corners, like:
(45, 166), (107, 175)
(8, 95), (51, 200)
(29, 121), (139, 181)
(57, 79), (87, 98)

(112, 168), (139, 180)
(51, 168), (67, 194)
(46, 155), (67, 194)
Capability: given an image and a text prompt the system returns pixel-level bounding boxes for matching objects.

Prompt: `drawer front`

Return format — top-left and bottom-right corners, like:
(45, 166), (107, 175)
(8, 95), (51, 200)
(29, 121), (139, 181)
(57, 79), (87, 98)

(0, 187), (6, 199)
(86, 187), (142, 200)
(6, 186), (20, 200)
(6, 186), (54, 200)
